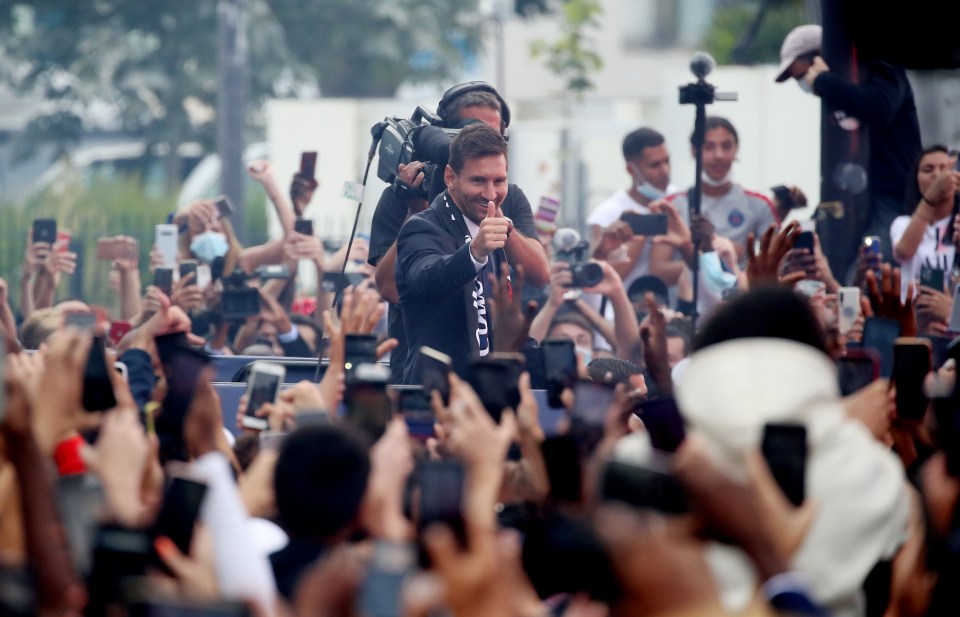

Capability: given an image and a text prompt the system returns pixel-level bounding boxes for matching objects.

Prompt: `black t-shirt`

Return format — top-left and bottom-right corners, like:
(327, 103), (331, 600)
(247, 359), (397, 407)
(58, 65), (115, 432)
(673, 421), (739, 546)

(368, 184), (539, 382)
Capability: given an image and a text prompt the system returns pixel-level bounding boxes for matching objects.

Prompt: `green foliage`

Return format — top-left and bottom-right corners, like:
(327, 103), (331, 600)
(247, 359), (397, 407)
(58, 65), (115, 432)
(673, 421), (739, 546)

(0, 177), (267, 311)
(270, 0), (484, 97)
(530, 0), (604, 95)
(703, 0), (807, 65)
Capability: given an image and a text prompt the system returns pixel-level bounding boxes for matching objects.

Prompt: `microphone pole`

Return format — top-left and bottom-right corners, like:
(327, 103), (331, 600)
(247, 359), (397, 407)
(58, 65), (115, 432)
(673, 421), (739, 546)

(314, 126), (384, 382)
(678, 52), (737, 336)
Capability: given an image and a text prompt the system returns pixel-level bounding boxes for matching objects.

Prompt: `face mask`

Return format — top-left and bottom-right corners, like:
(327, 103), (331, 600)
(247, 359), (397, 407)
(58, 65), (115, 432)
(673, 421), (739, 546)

(699, 251), (737, 293)
(190, 231), (229, 264)
(797, 79), (813, 94)
(575, 345), (593, 368)
(701, 169), (734, 188)
(630, 164), (666, 201)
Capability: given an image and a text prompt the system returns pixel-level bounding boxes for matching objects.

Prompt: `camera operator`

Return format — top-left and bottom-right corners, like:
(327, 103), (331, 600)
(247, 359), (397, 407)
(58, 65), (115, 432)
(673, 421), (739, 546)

(368, 82), (548, 382)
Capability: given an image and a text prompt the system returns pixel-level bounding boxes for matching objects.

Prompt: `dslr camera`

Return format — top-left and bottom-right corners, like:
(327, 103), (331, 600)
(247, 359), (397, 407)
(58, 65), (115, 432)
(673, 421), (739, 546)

(553, 228), (603, 288)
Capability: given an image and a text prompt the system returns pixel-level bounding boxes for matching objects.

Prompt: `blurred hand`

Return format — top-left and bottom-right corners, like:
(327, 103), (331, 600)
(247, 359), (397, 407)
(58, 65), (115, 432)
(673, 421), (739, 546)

(923, 165), (960, 205)
(284, 232), (326, 268)
(594, 220), (635, 259)
(689, 214), (715, 252)
(83, 405), (152, 527)
(171, 273), (203, 313)
(278, 380), (329, 414)
(804, 55), (830, 89)
(238, 449), (279, 519)
(746, 221), (802, 288)
(290, 173), (319, 215)
(640, 293), (672, 397)
(245, 160), (274, 183)
(362, 418), (414, 540)
(844, 379), (895, 443)
(916, 285), (952, 323)
(175, 200), (219, 236)
(444, 373), (516, 472)
(489, 263), (537, 353)
(110, 236), (140, 271)
(650, 200), (692, 250)
(865, 264), (917, 336)
(23, 239), (52, 277)
(183, 367), (222, 459)
(45, 248), (77, 277)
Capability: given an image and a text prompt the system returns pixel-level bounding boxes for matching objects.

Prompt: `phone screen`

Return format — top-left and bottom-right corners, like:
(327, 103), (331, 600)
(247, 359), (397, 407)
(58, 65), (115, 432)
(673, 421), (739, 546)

(571, 380), (614, 427)
(344, 334), (378, 373)
(862, 317), (900, 378)
(245, 369), (282, 429)
(418, 347), (451, 404)
(300, 151), (318, 179)
(893, 340), (931, 420)
(398, 388), (434, 440)
(294, 218), (314, 236)
(468, 358), (521, 422)
(154, 268), (174, 297)
(416, 461), (466, 567)
(600, 459), (689, 514)
(542, 339), (577, 408)
(83, 336), (118, 412)
(620, 212), (668, 236)
(151, 477), (208, 574)
(179, 261), (198, 286)
(345, 380), (392, 442)
(836, 354), (878, 396)
(32, 218), (57, 244)
(761, 423), (807, 507)
(214, 196), (234, 218)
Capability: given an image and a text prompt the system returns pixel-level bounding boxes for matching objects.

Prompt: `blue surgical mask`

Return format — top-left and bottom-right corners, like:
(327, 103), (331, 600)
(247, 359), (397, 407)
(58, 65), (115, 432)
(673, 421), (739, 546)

(190, 231), (229, 264)
(699, 251), (737, 293)
(630, 164), (666, 201)
(797, 79), (813, 94)
(576, 345), (593, 368)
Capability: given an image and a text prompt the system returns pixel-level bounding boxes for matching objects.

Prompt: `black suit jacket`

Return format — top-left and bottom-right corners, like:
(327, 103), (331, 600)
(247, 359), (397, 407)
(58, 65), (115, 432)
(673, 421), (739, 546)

(395, 192), (505, 383)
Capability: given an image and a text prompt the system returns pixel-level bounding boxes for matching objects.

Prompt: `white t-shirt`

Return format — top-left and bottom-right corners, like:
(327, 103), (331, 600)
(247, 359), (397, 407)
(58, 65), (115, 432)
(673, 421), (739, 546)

(587, 190), (653, 289)
(889, 214), (955, 300)
(670, 184), (779, 250)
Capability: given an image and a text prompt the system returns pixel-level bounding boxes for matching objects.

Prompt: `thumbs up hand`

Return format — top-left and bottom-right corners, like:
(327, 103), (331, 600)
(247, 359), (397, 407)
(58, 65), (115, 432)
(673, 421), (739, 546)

(470, 200), (509, 262)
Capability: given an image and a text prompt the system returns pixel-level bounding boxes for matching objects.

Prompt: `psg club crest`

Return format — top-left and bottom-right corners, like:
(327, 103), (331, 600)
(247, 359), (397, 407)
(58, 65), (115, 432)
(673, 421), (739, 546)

(727, 210), (745, 227)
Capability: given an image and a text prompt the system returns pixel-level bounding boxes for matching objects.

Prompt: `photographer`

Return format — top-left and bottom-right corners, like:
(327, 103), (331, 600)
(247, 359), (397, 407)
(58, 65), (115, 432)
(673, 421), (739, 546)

(368, 82), (548, 382)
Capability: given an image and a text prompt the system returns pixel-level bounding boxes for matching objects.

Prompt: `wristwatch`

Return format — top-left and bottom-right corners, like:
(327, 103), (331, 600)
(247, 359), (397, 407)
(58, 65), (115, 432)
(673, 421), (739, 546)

(503, 216), (514, 238)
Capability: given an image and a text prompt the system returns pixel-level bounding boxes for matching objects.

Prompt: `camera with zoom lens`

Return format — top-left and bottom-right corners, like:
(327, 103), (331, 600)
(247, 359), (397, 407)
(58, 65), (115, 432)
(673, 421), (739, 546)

(554, 242), (603, 289)
(219, 269), (260, 321)
(372, 108), (478, 203)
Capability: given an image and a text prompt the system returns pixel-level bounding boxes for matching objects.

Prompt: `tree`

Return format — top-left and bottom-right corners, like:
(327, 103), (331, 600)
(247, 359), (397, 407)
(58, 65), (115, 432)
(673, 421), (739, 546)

(703, 0), (807, 65)
(0, 0), (484, 186)
(270, 0), (483, 98)
(530, 0), (604, 95)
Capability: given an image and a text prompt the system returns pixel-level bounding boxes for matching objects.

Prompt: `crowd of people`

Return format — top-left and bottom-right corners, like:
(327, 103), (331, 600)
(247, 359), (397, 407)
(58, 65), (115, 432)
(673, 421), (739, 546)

(1, 22), (960, 617)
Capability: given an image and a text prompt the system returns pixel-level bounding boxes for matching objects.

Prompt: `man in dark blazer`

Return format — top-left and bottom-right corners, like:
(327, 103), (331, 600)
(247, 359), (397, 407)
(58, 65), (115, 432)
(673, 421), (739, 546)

(395, 124), (515, 383)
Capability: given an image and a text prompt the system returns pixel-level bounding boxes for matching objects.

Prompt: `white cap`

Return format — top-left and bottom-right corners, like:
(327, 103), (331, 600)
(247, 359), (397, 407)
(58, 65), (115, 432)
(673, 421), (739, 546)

(775, 24), (822, 82)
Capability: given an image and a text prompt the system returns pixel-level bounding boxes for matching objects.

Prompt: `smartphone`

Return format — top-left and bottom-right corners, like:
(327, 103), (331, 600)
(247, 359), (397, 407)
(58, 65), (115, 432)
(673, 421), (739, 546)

(214, 195), (234, 218)
(794, 230), (815, 253)
(521, 346), (547, 391)
(418, 346), (452, 405)
(242, 362), (286, 431)
(838, 287), (860, 335)
(836, 349), (880, 396)
(88, 525), (151, 608)
(151, 476), (208, 572)
(294, 218), (314, 236)
(862, 235), (882, 257)
(934, 399), (960, 477)
(83, 336), (118, 412)
(300, 151), (318, 180)
(600, 459), (689, 515)
(398, 388), (434, 441)
(344, 363), (392, 442)
(32, 218), (57, 244)
(156, 344), (211, 441)
(415, 460), (466, 566)
(542, 339), (577, 408)
(345, 334), (379, 375)
(893, 337), (932, 420)
(220, 286), (260, 321)
(179, 260), (198, 286)
(154, 268), (174, 297)
(65, 312), (97, 332)
(535, 195), (560, 236)
(862, 317), (900, 378)
(255, 264), (291, 280)
(920, 266), (945, 293)
(761, 423), (807, 507)
(633, 397), (686, 453)
(771, 185), (794, 210)
(619, 212), (668, 236)
(56, 473), (105, 577)
(155, 224), (179, 269)
(468, 355), (523, 422)
(570, 379), (615, 428)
